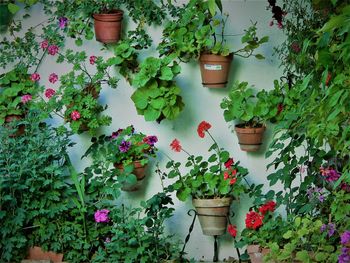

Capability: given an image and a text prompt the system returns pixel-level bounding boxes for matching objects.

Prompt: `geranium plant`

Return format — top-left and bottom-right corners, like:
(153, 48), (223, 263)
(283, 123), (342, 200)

(83, 125), (158, 188)
(164, 121), (249, 201)
(0, 67), (43, 125)
(50, 49), (118, 134)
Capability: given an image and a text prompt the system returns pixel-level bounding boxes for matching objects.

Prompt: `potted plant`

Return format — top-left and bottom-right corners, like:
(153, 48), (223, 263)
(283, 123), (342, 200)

(220, 81), (281, 151)
(51, 50), (118, 134)
(163, 121), (249, 236)
(0, 67), (43, 136)
(231, 201), (290, 263)
(158, 0), (268, 88)
(83, 125), (158, 191)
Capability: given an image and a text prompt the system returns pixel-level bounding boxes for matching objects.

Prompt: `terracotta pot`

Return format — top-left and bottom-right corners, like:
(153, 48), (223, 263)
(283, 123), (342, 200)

(5, 114), (25, 137)
(115, 161), (146, 191)
(27, 246), (63, 262)
(93, 10), (123, 44)
(247, 245), (270, 263)
(234, 125), (266, 152)
(192, 197), (232, 236)
(199, 53), (233, 88)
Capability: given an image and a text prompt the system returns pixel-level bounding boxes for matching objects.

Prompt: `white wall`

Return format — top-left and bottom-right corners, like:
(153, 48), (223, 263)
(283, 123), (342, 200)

(2, 0), (285, 261)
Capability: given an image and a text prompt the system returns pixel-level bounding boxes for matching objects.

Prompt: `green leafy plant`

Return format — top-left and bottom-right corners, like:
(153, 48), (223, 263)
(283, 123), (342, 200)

(158, 0), (268, 59)
(92, 192), (183, 262)
(131, 56), (184, 122)
(163, 121), (249, 201)
(0, 111), (73, 262)
(265, 216), (339, 263)
(220, 81), (282, 128)
(0, 67), (43, 125)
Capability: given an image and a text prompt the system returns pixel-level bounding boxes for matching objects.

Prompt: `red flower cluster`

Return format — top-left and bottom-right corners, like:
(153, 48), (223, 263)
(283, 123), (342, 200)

(258, 201), (276, 215)
(245, 201), (276, 230)
(245, 211), (263, 230)
(170, 139), (182, 152)
(227, 224), (237, 238)
(197, 121), (211, 138)
(224, 158), (234, 168)
(223, 157), (237, 185)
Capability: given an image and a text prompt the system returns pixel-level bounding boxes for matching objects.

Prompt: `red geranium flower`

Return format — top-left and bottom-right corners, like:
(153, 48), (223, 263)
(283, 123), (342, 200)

(229, 178), (237, 185)
(227, 224), (237, 238)
(277, 103), (283, 115)
(170, 139), (182, 152)
(325, 73), (332, 86)
(224, 171), (229, 180)
(259, 201), (276, 215)
(225, 158), (234, 168)
(197, 121), (211, 138)
(231, 169), (237, 176)
(245, 211), (263, 230)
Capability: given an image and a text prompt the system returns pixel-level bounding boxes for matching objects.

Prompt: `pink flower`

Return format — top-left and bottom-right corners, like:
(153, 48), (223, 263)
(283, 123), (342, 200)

(45, 88), (56, 99)
(58, 17), (68, 29)
(49, 73), (58, 84)
(269, 20), (274, 27)
(277, 21), (283, 29)
(21, 94), (32, 104)
(40, 39), (48, 50)
(48, 45), (59, 56)
(71, 110), (81, 121)
(30, 73), (40, 82)
(94, 209), (110, 223)
(89, 55), (97, 65)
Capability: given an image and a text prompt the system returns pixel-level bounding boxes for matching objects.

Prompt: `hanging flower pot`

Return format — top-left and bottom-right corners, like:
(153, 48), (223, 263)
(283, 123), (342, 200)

(27, 246), (63, 262)
(234, 125), (266, 152)
(199, 53), (233, 88)
(92, 10), (123, 44)
(5, 114), (25, 137)
(192, 197), (232, 236)
(0, 3), (13, 33)
(247, 245), (271, 263)
(114, 161), (147, 191)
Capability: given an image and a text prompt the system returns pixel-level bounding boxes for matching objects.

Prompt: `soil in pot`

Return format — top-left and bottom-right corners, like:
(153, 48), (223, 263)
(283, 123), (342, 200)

(192, 197), (232, 236)
(234, 124), (266, 152)
(114, 161), (146, 191)
(199, 53), (233, 88)
(27, 246), (63, 262)
(93, 10), (123, 44)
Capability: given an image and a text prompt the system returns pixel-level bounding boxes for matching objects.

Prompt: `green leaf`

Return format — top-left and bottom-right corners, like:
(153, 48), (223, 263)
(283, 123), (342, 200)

(144, 107), (161, 121)
(177, 187), (191, 201)
(159, 66), (174, 81)
(131, 90), (148, 110)
(255, 54), (265, 60)
(8, 3), (20, 14)
(283, 230), (292, 239)
(208, 0), (216, 16)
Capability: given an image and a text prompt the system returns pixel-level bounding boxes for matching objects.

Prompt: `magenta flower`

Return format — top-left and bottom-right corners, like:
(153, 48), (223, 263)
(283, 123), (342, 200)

(70, 110), (81, 121)
(30, 73), (40, 82)
(49, 73), (58, 83)
(320, 167), (340, 182)
(89, 55), (97, 65)
(40, 39), (48, 50)
(45, 88), (56, 99)
(58, 17), (68, 29)
(143, 135), (158, 146)
(94, 209), (110, 223)
(278, 21), (283, 29)
(21, 94), (32, 104)
(111, 129), (123, 139)
(341, 231), (350, 245)
(338, 247), (350, 263)
(48, 45), (59, 56)
(119, 140), (131, 153)
(269, 20), (274, 27)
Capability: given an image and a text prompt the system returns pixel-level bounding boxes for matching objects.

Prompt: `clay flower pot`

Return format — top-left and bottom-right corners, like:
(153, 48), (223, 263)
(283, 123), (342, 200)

(93, 10), (123, 44)
(192, 197), (232, 236)
(27, 246), (63, 262)
(234, 125), (266, 152)
(199, 53), (233, 88)
(247, 245), (270, 263)
(115, 161), (147, 191)
(5, 114), (25, 137)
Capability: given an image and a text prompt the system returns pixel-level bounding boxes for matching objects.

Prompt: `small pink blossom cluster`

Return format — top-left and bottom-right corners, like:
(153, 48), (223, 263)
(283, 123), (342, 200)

(21, 94), (32, 104)
(89, 55), (97, 65)
(94, 209), (110, 223)
(30, 73), (40, 82)
(71, 110), (81, 121)
(45, 88), (56, 99)
(40, 39), (59, 56)
(320, 166), (340, 182)
(49, 73), (58, 83)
